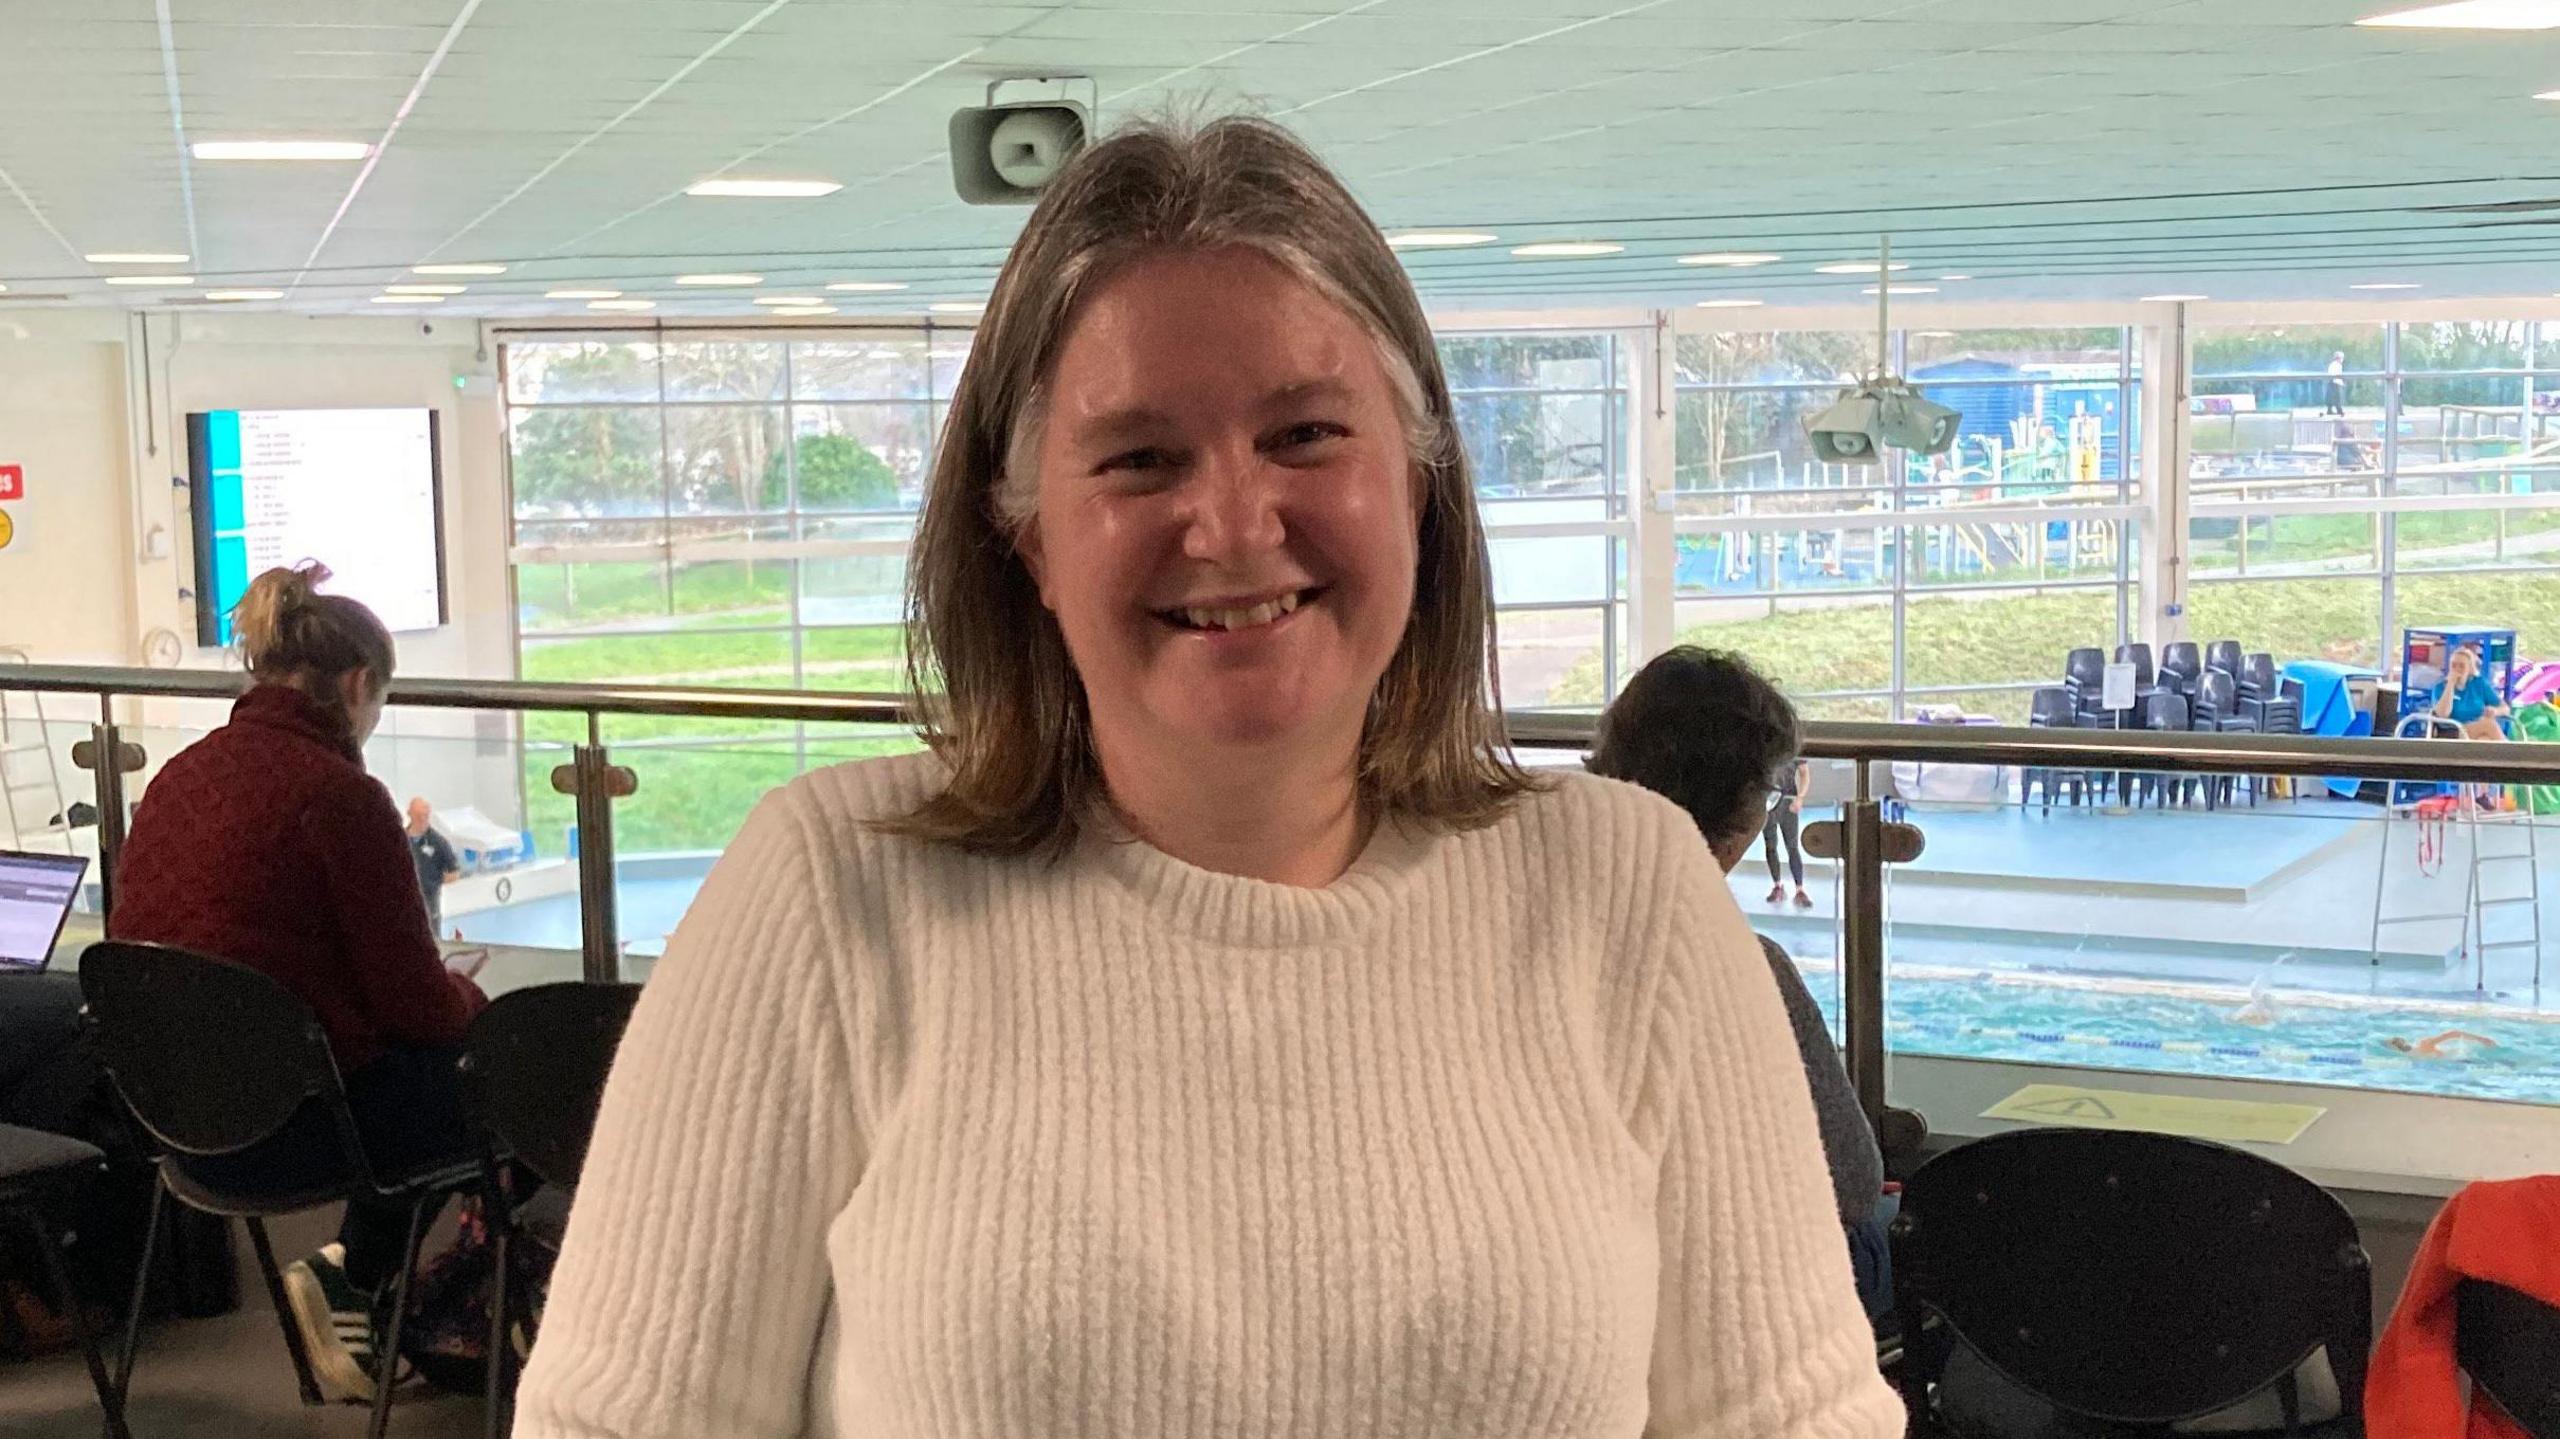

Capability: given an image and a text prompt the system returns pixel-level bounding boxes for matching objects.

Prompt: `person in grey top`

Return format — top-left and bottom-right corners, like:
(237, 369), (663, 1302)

(1588, 646), (1892, 1317)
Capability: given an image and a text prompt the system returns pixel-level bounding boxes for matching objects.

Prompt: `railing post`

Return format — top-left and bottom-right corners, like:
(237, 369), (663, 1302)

(1805, 760), (1927, 1166)
(71, 706), (146, 918)
(551, 718), (637, 983)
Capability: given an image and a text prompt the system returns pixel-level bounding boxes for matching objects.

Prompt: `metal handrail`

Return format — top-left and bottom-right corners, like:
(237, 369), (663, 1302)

(16, 663), (2560, 785)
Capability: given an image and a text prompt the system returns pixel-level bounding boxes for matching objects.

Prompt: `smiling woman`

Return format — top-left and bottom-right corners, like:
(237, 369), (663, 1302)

(515, 115), (1902, 1439)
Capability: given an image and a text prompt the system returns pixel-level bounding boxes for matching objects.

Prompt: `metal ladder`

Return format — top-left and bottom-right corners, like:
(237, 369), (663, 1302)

(2370, 714), (2546, 991)
(0, 648), (72, 852)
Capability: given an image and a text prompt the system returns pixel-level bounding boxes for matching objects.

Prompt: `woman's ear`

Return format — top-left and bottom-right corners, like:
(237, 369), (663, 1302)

(1014, 514), (1055, 609)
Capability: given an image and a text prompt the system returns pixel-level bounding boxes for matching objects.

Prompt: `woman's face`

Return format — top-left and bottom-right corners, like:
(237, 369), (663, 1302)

(1017, 247), (1421, 765)
(2452, 647), (2480, 683)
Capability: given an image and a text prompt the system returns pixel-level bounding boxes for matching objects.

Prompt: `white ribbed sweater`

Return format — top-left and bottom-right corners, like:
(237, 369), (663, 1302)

(513, 752), (1902, 1439)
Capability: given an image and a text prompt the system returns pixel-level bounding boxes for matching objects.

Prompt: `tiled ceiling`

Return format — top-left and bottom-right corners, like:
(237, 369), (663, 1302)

(3, 0), (2559, 316)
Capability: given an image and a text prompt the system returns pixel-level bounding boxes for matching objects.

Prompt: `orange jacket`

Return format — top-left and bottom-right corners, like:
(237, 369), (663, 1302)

(2367, 1175), (2560, 1439)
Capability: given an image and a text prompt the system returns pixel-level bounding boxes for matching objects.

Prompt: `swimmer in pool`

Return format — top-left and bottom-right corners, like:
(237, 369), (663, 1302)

(2383, 1029), (2501, 1060)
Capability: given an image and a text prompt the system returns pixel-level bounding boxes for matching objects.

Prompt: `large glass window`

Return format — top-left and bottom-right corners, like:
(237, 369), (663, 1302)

(2187, 321), (2560, 674)
(1669, 325), (2139, 716)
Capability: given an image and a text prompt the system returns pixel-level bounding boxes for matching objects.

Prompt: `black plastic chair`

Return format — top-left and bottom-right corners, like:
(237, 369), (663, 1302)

(2192, 669), (2262, 808)
(2239, 652), (2305, 735)
(2063, 646), (2109, 720)
(1893, 1128), (2371, 1438)
(2160, 641), (2204, 700)
(0, 1124), (131, 1438)
(2025, 687), (2090, 812)
(2134, 691), (2195, 807)
(2116, 642), (2160, 694)
(462, 981), (642, 1439)
(2459, 1279), (2560, 1438)
(78, 941), (481, 1439)
(2206, 638), (2245, 681)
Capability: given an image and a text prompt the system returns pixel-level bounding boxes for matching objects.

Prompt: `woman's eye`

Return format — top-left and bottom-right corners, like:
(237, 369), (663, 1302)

(1270, 420), (1349, 451)
(1098, 447), (1173, 476)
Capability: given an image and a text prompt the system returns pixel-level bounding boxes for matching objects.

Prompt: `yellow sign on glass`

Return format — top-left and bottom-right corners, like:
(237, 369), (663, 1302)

(0, 509), (14, 551)
(1983, 1083), (2326, 1146)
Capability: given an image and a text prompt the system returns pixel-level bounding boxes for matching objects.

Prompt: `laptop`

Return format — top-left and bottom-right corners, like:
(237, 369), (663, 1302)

(0, 850), (89, 974)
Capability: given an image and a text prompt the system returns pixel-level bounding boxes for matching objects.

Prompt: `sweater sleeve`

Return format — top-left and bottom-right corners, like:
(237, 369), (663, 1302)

(1635, 821), (1903, 1438)
(512, 783), (866, 1439)
(302, 775), (483, 1049)
(1755, 935), (1884, 1227)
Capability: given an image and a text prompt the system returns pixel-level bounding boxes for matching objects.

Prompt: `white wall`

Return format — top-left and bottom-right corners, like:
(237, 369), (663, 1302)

(0, 313), (136, 664)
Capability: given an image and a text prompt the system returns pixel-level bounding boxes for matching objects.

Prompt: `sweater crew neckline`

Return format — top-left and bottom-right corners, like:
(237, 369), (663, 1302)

(1082, 810), (1437, 948)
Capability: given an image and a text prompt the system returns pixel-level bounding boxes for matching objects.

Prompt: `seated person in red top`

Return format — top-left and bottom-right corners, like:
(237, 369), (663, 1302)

(109, 560), (486, 1403)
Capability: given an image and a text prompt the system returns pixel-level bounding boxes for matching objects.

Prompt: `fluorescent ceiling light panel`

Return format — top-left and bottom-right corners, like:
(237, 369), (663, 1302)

(767, 306), (836, 316)
(685, 178), (843, 198)
(589, 299), (656, 311)
(2540, 89), (2560, 99)
(383, 284), (465, 295)
(1937, 274), (1972, 281)
(413, 263), (506, 275)
(86, 252), (189, 264)
(371, 293), (442, 304)
(1695, 298), (1765, 308)
(190, 140), (372, 160)
(2141, 293), (2210, 302)
(1817, 261), (1908, 274)
(826, 280), (909, 292)
(105, 275), (193, 286)
(928, 301), (986, 314)
(1863, 285), (1938, 295)
(2356, 0), (2560, 28)
(546, 288), (622, 300)
(675, 273), (762, 286)
(752, 295), (825, 306)
(2350, 282), (2422, 290)
(203, 289), (283, 300)
(1678, 252), (1781, 267)
(1510, 241), (1623, 257)
(1386, 230), (1497, 248)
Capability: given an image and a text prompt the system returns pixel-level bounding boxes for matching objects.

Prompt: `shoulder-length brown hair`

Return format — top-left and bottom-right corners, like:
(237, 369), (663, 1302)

(889, 114), (1538, 857)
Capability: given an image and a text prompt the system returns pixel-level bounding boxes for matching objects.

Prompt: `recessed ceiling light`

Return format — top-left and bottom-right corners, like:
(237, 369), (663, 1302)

(752, 295), (826, 306)
(190, 140), (372, 161)
(675, 273), (762, 286)
(767, 305), (837, 317)
(1510, 241), (1624, 258)
(203, 289), (283, 301)
(928, 301), (986, 314)
(1937, 274), (1973, 281)
(2356, 0), (2560, 28)
(105, 275), (193, 286)
(371, 293), (443, 304)
(2141, 293), (2210, 302)
(1818, 261), (1909, 274)
(2350, 281), (2423, 290)
(1863, 285), (1938, 295)
(1386, 230), (1498, 249)
(1678, 252), (1782, 267)
(685, 178), (843, 198)
(545, 288), (622, 300)
(383, 284), (465, 296)
(86, 252), (189, 265)
(0, 283), (9, 293)
(589, 299), (656, 311)
(826, 280), (909, 292)
(1695, 298), (1766, 308)
(413, 263), (506, 276)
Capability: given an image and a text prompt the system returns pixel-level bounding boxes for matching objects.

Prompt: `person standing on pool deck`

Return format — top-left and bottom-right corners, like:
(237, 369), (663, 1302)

(514, 115), (1898, 1439)
(405, 797), (460, 934)
(1765, 757), (1813, 908)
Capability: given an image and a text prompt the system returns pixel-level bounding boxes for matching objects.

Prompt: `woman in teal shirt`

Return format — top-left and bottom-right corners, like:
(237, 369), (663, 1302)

(2432, 644), (2511, 742)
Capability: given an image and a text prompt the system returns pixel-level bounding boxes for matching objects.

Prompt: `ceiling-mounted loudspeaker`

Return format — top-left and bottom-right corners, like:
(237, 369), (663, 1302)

(950, 100), (1089, 205)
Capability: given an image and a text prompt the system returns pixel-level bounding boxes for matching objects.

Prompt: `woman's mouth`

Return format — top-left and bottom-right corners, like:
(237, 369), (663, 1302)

(1157, 587), (1322, 633)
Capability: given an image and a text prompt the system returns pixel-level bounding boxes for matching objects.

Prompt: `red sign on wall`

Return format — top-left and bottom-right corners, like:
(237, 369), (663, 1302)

(0, 465), (20, 502)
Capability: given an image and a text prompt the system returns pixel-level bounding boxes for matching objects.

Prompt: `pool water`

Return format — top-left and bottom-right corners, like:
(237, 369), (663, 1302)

(1870, 968), (2560, 1105)
(456, 859), (2560, 1107)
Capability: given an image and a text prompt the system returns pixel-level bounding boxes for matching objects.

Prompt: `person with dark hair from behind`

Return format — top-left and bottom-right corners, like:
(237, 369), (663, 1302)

(108, 561), (487, 1403)
(1588, 645), (1895, 1321)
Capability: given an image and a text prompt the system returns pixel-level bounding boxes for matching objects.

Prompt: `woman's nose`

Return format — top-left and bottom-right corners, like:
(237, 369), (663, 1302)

(1181, 449), (1285, 563)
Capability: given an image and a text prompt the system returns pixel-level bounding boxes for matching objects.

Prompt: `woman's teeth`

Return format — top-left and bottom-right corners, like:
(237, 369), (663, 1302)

(1181, 590), (1302, 632)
